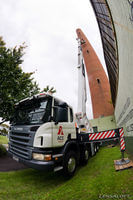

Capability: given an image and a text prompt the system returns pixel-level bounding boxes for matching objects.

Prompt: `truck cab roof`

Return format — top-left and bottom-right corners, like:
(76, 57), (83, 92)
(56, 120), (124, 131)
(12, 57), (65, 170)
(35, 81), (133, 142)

(15, 93), (72, 110)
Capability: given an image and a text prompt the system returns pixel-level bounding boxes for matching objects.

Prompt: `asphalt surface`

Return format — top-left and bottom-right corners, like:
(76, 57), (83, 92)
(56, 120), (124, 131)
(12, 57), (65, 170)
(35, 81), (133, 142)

(0, 155), (28, 172)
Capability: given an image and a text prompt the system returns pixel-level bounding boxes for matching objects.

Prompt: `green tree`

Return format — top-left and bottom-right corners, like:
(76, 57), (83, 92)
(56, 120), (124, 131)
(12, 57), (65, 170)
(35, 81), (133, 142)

(0, 37), (40, 124)
(42, 85), (56, 94)
(0, 123), (9, 136)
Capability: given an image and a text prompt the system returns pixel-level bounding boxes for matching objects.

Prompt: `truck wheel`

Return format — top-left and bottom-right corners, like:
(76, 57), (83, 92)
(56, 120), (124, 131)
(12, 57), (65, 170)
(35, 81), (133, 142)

(94, 143), (98, 155)
(94, 143), (99, 155)
(63, 151), (77, 178)
(80, 147), (89, 165)
(96, 143), (100, 152)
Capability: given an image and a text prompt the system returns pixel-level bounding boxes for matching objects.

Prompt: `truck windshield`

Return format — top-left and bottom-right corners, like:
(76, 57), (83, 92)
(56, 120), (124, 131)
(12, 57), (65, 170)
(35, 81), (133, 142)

(12, 98), (51, 125)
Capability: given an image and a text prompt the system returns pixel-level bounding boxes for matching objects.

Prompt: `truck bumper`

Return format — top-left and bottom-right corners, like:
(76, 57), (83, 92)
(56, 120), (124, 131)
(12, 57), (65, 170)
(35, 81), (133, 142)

(20, 158), (54, 171)
(8, 151), (54, 171)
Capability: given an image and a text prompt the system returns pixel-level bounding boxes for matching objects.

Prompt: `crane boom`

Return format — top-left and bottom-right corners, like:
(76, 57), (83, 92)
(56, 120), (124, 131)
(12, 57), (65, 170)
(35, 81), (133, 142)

(76, 39), (92, 132)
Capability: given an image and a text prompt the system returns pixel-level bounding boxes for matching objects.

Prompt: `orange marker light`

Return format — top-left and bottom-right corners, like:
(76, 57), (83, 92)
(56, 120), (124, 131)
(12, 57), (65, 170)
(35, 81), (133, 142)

(44, 155), (52, 161)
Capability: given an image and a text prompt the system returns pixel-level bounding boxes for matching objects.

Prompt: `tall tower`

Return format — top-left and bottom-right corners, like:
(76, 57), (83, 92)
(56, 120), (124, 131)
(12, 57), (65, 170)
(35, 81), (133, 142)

(76, 28), (114, 118)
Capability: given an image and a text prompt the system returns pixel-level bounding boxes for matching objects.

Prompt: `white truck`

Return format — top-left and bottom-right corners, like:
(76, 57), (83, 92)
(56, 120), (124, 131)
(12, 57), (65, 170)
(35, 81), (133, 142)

(8, 39), (125, 177)
(8, 92), (101, 177)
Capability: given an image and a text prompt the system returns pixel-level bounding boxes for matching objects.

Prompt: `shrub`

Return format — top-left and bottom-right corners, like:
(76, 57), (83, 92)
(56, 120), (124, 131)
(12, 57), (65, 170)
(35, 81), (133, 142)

(0, 144), (7, 157)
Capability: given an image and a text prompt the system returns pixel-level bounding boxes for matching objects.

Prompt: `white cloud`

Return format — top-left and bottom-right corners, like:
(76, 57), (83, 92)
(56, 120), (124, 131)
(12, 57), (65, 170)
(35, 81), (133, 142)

(0, 0), (106, 119)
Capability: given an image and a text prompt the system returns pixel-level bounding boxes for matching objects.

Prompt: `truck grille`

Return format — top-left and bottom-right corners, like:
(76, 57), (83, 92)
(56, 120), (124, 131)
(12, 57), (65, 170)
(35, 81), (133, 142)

(9, 131), (32, 160)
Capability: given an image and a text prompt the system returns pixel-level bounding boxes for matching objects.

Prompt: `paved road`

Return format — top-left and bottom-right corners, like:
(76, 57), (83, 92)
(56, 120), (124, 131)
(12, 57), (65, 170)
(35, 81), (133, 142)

(0, 155), (28, 172)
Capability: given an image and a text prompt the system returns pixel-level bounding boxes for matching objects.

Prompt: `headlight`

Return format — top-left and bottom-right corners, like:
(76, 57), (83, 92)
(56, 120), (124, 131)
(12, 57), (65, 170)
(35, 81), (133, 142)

(32, 153), (52, 161)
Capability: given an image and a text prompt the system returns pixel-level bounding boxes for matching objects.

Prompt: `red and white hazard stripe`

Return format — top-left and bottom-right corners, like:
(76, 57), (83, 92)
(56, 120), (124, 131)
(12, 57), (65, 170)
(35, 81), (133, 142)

(89, 127), (126, 151)
(120, 138), (125, 151)
(89, 130), (115, 141)
(119, 128), (124, 138)
(119, 128), (125, 151)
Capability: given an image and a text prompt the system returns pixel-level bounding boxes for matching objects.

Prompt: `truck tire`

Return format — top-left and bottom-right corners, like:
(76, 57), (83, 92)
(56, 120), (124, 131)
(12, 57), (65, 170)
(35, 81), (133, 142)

(63, 151), (77, 178)
(94, 143), (99, 155)
(80, 146), (89, 165)
(96, 143), (100, 152)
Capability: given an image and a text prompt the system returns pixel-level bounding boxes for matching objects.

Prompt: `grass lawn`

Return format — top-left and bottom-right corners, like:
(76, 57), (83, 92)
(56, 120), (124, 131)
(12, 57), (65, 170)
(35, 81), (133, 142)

(0, 146), (133, 200)
(0, 135), (8, 144)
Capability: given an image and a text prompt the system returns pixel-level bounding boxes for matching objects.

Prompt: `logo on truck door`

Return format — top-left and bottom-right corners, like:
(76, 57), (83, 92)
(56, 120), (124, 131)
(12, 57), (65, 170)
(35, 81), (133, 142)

(57, 126), (64, 142)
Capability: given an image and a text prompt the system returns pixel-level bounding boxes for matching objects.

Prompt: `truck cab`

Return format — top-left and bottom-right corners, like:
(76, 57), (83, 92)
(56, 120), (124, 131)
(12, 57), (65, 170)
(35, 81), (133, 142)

(8, 93), (79, 176)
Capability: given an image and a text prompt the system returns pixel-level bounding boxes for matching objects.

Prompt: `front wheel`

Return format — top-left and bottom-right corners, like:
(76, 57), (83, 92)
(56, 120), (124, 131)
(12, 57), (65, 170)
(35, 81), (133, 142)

(63, 151), (77, 178)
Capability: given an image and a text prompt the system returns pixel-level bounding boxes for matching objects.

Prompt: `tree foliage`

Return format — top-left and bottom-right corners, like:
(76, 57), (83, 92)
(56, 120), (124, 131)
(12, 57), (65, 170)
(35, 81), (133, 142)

(0, 123), (9, 136)
(0, 37), (40, 123)
(43, 85), (56, 94)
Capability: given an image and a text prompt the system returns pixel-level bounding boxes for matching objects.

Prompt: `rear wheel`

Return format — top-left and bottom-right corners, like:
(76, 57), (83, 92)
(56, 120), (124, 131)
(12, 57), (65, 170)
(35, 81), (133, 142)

(94, 143), (99, 155)
(63, 151), (77, 178)
(80, 146), (89, 165)
(96, 143), (100, 152)
(94, 144), (97, 154)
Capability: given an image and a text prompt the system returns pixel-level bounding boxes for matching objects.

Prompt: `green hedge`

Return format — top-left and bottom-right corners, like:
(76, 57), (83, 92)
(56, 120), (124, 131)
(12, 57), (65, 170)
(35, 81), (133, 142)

(0, 135), (8, 144)
(0, 144), (7, 157)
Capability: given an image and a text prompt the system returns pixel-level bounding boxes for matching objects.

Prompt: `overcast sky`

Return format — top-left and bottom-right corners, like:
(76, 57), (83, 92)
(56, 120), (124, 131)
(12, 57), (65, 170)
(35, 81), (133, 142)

(1, 0), (106, 119)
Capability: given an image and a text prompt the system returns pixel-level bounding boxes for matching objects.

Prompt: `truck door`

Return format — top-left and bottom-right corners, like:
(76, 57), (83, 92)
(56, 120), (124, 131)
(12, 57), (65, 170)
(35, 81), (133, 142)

(52, 105), (76, 147)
